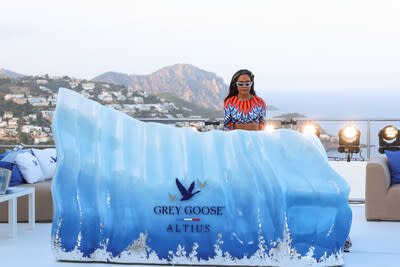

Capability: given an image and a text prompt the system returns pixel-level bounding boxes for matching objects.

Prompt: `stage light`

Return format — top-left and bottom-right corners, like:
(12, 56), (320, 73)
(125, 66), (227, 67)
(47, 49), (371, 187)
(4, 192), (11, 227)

(379, 125), (400, 153)
(338, 125), (360, 162)
(264, 124), (275, 132)
(189, 125), (200, 131)
(300, 125), (320, 137)
(382, 125), (398, 140)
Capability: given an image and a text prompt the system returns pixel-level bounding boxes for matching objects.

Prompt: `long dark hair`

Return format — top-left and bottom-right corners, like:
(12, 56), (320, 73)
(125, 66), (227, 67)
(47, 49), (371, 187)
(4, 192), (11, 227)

(224, 69), (256, 102)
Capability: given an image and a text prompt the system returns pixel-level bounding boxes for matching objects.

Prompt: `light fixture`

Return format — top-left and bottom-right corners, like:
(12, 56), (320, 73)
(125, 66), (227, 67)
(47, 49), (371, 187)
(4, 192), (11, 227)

(264, 124), (275, 132)
(379, 125), (400, 153)
(338, 125), (360, 162)
(189, 125), (200, 131)
(300, 124), (320, 137)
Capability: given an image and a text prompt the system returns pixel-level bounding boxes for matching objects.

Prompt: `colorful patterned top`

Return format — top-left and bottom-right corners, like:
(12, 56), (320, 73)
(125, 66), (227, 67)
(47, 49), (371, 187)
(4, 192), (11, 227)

(224, 95), (266, 131)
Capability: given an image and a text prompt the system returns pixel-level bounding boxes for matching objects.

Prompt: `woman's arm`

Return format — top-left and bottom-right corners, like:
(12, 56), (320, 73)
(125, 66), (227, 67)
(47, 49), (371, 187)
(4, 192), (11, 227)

(224, 101), (233, 131)
(258, 98), (267, 130)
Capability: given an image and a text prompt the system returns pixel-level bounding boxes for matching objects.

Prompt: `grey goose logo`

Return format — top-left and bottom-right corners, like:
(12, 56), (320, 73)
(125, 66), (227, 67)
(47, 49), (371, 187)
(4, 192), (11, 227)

(175, 178), (200, 201)
(168, 178), (207, 202)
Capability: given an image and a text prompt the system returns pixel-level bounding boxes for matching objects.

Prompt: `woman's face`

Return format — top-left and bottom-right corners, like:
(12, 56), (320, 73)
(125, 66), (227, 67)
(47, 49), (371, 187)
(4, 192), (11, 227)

(236, 74), (252, 96)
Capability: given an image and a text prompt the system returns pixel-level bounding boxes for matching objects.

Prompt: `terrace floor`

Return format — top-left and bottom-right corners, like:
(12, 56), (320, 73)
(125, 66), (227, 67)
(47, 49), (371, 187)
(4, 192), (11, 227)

(1, 205), (399, 266)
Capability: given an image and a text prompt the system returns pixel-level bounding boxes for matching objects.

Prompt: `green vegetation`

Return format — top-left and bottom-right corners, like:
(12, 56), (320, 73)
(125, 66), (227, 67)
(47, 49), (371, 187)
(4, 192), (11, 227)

(157, 92), (222, 119)
(0, 99), (33, 117)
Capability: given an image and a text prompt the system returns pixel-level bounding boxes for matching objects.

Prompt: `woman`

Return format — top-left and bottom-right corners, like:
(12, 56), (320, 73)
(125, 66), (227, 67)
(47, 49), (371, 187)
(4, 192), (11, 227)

(224, 69), (266, 131)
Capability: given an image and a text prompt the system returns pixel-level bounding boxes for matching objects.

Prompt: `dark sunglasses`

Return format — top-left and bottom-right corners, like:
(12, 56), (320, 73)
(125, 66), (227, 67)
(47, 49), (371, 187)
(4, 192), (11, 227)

(236, 81), (253, 87)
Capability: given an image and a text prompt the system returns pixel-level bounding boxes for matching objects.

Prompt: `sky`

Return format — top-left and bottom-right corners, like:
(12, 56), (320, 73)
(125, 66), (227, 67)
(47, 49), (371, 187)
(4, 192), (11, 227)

(1, 0), (400, 117)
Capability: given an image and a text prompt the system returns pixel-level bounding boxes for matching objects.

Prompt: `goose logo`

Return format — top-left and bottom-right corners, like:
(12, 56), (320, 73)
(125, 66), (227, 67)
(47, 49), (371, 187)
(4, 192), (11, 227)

(175, 178), (200, 201)
(168, 178), (207, 202)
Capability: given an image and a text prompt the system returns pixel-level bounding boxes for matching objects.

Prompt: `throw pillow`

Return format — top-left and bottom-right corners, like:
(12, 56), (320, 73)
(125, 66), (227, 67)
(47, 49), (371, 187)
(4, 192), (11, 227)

(32, 148), (57, 180)
(385, 150), (400, 184)
(0, 152), (24, 186)
(15, 152), (45, 184)
(0, 160), (13, 171)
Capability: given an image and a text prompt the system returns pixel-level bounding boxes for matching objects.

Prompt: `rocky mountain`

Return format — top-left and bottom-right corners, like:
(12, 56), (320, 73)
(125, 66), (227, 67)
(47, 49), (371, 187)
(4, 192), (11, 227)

(0, 68), (25, 79)
(92, 64), (228, 110)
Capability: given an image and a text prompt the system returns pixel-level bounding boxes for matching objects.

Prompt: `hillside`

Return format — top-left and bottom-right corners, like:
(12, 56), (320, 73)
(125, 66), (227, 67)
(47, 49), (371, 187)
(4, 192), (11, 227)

(92, 64), (228, 110)
(0, 74), (226, 145)
(157, 92), (222, 119)
(0, 68), (25, 79)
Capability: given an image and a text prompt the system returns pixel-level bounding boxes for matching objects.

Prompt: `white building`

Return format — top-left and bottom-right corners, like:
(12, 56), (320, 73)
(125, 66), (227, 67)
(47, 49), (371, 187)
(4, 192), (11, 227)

(4, 94), (24, 101)
(82, 83), (95, 90)
(112, 92), (126, 101)
(80, 90), (92, 98)
(39, 86), (53, 94)
(98, 92), (113, 102)
(34, 136), (50, 144)
(133, 97), (144, 104)
(41, 110), (54, 120)
(21, 125), (42, 134)
(36, 79), (48, 84)
(28, 97), (48, 106)
(162, 103), (177, 111)
(8, 118), (18, 127)
(69, 81), (80, 88)
(118, 95), (127, 101)
(122, 104), (135, 110)
(137, 90), (148, 97)
(136, 105), (151, 111)
(29, 114), (37, 121)
(5, 126), (18, 135)
(106, 104), (122, 110)
(48, 98), (57, 105)
(21, 125), (31, 133)
(3, 112), (13, 119)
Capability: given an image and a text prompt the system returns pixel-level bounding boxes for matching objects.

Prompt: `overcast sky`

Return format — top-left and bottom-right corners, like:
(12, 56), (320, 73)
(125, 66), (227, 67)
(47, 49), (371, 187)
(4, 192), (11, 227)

(1, 0), (400, 97)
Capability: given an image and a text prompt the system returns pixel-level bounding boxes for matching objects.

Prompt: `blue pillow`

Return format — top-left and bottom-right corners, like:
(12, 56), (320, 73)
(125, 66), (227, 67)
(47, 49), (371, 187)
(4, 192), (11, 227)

(9, 165), (24, 186)
(385, 150), (400, 184)
(0, 152), (24, 186)
(0, 160), (13, 170)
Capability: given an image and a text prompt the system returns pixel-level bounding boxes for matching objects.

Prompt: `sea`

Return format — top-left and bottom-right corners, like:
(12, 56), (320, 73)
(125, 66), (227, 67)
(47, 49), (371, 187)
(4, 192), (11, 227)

(259, 89), (400, 161)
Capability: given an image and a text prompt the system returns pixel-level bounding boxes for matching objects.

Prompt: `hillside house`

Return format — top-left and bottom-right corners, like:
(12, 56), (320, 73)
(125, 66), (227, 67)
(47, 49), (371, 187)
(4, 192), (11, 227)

(82, 83), (95, 90)
(3, 112), (13, 119)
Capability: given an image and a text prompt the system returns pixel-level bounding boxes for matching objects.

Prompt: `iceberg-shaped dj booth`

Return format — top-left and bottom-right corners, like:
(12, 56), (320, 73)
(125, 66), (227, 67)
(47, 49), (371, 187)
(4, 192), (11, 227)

(51, 88), (351, 266)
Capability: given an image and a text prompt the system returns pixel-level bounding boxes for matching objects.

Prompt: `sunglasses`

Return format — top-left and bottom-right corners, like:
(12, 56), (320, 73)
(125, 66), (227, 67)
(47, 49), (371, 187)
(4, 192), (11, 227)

(236, 81), (253, 87)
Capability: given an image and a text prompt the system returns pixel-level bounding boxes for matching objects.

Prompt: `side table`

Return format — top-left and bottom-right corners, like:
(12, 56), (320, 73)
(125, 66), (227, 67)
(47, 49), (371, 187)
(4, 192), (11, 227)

(0, 187), (35, 238)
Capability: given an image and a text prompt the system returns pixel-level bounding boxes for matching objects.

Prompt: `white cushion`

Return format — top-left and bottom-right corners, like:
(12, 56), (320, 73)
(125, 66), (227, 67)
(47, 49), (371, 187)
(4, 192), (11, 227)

(15, 152), (45, 183)
(32, 148), (57, 180)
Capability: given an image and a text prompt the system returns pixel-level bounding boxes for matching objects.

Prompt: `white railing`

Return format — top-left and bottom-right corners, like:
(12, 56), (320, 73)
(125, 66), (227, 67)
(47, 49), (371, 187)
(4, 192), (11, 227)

(2, 118), (400, 161)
